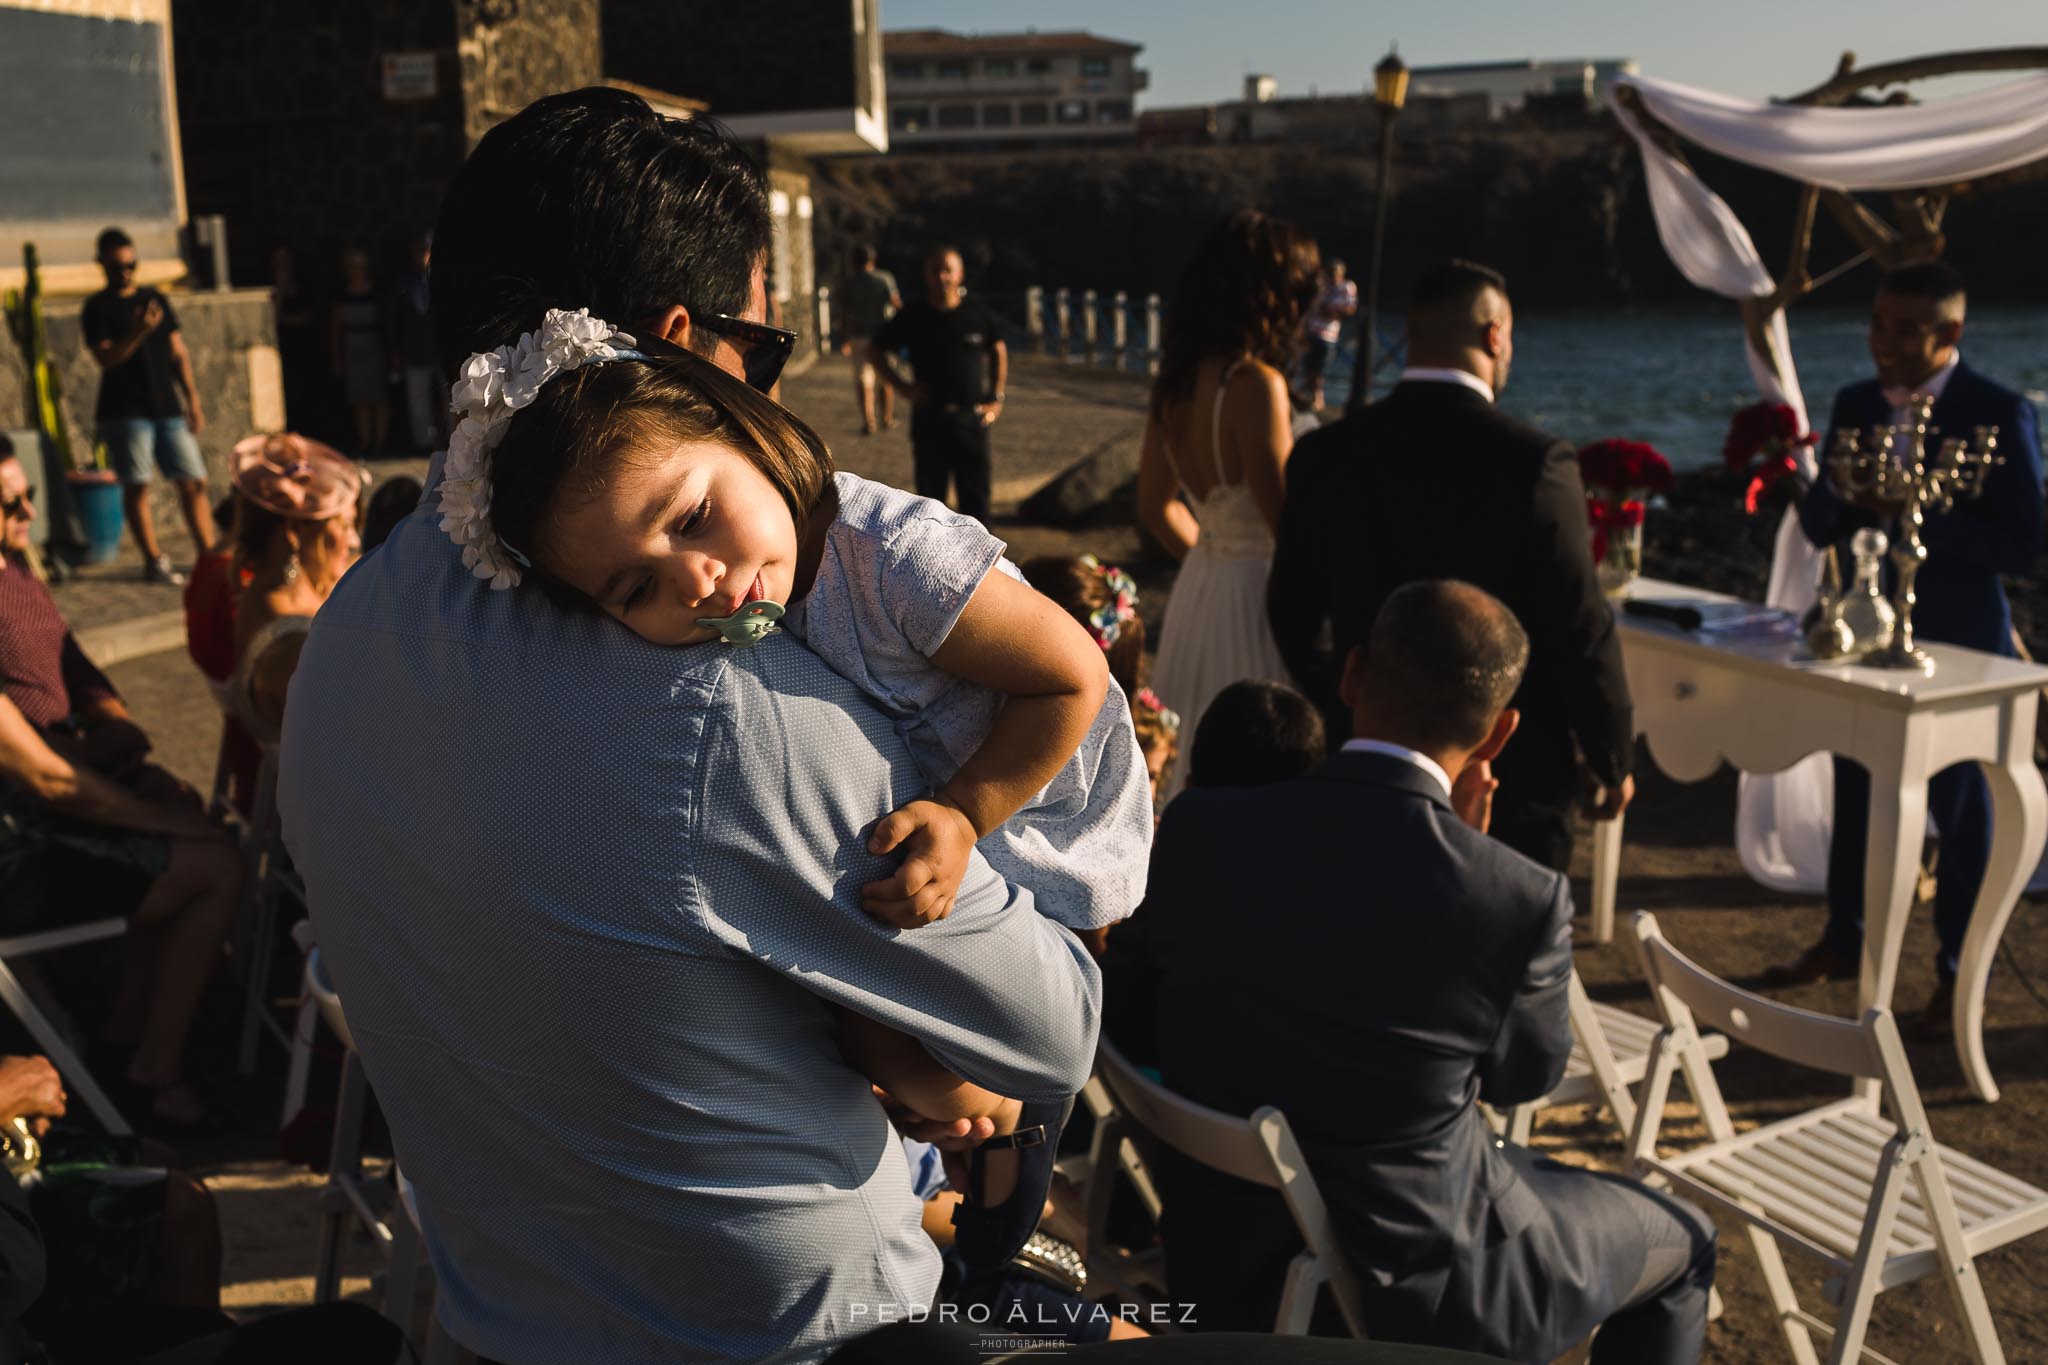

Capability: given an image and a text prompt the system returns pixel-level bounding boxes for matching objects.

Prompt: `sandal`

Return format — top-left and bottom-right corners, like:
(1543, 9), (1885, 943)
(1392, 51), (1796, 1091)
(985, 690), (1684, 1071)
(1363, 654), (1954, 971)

(128, 1077), (234, 1140)
(950, 1096), (1074, 1272)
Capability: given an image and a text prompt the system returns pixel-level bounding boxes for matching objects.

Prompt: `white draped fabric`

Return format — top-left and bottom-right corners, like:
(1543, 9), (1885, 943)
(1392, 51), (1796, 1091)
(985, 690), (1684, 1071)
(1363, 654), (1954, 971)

(1607, 72), (2048, 891)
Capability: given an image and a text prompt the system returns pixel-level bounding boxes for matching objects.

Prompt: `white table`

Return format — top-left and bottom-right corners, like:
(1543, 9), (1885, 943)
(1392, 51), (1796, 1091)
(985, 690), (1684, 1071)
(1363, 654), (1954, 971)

(1590, 577), (2048, 1102)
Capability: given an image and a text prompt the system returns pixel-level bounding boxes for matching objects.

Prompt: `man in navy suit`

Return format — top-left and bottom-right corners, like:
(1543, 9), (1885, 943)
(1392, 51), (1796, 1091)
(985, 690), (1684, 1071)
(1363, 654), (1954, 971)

(1124, 580), (1715, 1363)
(1772, 262), (2045, 1029)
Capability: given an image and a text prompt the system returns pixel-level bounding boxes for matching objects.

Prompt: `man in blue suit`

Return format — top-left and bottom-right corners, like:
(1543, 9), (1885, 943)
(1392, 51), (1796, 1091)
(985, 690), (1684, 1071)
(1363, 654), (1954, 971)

(1771, 262), (2045, 1029)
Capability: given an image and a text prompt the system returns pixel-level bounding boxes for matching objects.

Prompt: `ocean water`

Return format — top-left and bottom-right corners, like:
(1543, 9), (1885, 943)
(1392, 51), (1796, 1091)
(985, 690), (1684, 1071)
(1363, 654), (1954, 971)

(1328, 307), (2048, 470)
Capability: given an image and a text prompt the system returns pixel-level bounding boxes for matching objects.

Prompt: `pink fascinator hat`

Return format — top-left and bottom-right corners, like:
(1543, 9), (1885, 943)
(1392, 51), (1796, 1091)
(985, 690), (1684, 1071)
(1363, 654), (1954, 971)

(231, 434), (367, 520)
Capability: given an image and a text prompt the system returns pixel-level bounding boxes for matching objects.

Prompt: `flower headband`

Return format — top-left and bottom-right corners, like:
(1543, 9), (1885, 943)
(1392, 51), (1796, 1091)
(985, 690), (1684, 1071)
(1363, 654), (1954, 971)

(1133, 687), (1181, 735)
(1080, 554), (1140, 649)
(438, 308), (644, 589)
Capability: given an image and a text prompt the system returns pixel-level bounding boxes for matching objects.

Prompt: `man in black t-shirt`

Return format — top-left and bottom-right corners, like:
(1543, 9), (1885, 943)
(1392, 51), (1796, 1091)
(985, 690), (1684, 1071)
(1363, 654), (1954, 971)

(869, 246), (1007, 522)
(79, 227), (216, 586)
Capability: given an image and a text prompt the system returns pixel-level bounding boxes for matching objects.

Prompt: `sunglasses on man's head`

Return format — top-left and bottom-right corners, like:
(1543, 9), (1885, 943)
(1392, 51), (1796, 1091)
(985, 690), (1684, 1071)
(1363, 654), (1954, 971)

(692, 313), (796, 392)
(1, 487), (35, 520)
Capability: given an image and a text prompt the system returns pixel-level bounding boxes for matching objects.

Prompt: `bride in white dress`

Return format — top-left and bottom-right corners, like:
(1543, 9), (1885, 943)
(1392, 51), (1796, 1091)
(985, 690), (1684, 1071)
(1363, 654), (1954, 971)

(1138, 210), (1321, 797)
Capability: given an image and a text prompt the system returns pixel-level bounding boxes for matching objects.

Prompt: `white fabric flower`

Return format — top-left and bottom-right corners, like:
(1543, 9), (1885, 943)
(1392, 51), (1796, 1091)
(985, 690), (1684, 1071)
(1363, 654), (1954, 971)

(435, 308), (638, 590)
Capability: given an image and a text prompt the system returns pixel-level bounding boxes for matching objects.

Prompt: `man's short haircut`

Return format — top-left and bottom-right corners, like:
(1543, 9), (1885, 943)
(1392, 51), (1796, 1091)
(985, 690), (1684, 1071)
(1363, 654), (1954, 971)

(1361, 580), (1529, 751)
(1879, 260), (1966, 306)
(853, 243), (878, 269)
(1407, 259), (1508, 343)
(1189, 680), (1326, 789)
(429, 87), (771, 375)
(927, 243), (963, 267)
(95, 227), (133, 258)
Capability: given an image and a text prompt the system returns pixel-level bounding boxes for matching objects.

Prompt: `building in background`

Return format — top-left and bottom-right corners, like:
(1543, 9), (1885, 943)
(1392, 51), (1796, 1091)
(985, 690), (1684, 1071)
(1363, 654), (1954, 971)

(883, 28), (1146, 152)
(1408, 57), (1638, 119)
(1139, 72), (1488, 151)
(604, 0), (887, 363)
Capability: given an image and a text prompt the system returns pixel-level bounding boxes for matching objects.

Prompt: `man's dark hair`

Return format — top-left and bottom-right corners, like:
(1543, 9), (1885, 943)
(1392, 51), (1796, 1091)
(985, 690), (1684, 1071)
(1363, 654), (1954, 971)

(95, 227), (133, 257)
(853, 243), (878, 270)
(1407, 259), (1508, 343)
(1189, 681), (1327, 789)
(1360, 580), (1529, 752)
(430, 87), (771, 375)
(0, 433), (13, 460)
(927, 243), (964, 267)
(1879, 260), (1966, 304)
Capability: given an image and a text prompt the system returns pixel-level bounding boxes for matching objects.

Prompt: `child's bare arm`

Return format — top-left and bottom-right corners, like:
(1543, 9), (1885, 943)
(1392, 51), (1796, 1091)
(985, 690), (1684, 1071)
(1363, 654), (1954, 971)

(838, 1010), (1022, 1132)
(863, 571), (1111, 926)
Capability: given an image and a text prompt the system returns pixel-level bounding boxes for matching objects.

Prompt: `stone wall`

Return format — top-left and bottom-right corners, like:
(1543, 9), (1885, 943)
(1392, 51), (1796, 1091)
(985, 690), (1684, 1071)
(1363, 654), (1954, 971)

(172, 1), (468, 290)
(457, 0), (602, 147)
(0, 289), (277, 531)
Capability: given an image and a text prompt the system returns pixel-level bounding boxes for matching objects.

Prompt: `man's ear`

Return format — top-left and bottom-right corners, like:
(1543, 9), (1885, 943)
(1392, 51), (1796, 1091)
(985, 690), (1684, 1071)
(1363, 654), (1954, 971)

(1937, 317), (1964, 350)
(1470, 707), (1520, 764)
(1481, 318), (1507, 359)
(642, 305), (692, 349)
(1337, 645), (1366, 712)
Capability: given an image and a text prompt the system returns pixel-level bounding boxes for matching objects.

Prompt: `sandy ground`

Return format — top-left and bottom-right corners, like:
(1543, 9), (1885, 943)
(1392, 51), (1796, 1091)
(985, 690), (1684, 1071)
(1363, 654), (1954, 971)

(76, 352), (2048, 1360)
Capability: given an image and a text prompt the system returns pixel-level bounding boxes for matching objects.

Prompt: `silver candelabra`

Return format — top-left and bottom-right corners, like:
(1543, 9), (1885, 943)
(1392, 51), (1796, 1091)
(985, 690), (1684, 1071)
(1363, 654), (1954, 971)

(1826, 394), (2001, 674)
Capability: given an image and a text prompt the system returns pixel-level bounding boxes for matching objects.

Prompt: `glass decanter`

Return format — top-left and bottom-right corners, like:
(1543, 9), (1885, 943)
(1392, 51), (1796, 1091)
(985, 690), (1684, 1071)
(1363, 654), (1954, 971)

(1840, 526), (1896, 658)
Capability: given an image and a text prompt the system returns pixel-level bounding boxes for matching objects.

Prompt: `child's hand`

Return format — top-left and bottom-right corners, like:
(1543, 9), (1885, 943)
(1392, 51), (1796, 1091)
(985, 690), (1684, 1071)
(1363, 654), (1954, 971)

(863, 796), (980, 928)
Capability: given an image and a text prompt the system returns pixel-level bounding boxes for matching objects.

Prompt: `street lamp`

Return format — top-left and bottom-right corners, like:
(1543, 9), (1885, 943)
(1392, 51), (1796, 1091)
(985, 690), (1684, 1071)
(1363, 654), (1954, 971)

(1349, 46), (1409, 414)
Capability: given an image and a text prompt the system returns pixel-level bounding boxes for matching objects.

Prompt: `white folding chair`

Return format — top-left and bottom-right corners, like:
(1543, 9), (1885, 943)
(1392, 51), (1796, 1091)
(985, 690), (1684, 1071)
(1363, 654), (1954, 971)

(1629, 911), (2048, 1364)
(1091, 1038), (1369, 1336)
(1495, 968), (1729, 1145)
(0, 922), (132, 1135)
(1072, 1066), (1168, 1305)
(216, 616), (313, 1074)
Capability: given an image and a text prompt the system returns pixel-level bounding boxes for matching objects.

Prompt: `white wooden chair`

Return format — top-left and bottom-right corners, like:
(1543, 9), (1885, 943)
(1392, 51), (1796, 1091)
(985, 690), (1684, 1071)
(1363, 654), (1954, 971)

(1091, 1038), (1369, 1336)
(214, 615), (313, 1074)
(1495, 968), (1729, 1145)
(0, 921), (132, 1134)
(1628, 911), (2048, 1364)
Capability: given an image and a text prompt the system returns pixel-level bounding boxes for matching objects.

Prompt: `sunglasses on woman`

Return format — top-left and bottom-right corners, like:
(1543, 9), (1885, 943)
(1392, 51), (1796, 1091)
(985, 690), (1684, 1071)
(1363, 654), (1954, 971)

(1, 487), (34, 520)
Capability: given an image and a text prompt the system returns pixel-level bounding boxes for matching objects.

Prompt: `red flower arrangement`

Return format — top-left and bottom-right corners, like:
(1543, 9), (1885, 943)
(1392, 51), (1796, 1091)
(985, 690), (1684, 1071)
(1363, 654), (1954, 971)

(1579, 438), (1675, 499)
(1722, 401), (1814, 514)
(1577, 439), (1673, 562)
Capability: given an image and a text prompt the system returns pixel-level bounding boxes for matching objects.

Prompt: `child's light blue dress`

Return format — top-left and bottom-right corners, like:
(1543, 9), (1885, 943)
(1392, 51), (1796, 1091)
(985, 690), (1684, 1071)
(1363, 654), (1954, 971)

(783, 473), (1152, 931)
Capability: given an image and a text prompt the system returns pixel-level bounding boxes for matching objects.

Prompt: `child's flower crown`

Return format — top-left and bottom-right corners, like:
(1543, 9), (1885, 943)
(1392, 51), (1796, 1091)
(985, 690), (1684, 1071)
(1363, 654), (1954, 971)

(1133, 687), (1180, 736)
(438, 308), (644, 589)
(1080, 554), (1140, 649)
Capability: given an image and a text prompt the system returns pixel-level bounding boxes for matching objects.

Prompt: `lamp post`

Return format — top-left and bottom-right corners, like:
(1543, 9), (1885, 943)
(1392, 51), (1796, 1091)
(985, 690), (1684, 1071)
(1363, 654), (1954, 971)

(1349, 46), (1409, 414)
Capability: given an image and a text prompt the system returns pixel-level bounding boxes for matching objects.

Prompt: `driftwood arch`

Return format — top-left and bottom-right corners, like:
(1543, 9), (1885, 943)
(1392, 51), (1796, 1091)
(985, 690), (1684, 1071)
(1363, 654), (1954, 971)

(1614, 46), (2048, 363)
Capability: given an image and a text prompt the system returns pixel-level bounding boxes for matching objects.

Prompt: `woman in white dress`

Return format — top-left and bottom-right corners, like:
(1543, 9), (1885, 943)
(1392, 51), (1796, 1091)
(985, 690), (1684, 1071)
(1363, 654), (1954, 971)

(1138, 210), (1320, 797)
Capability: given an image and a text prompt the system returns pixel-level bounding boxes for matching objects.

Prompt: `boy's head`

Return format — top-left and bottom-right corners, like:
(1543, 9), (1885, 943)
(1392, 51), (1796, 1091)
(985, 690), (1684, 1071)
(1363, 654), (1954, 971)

(431, 87), (773, 382)
(1188, 680), (1326, 790)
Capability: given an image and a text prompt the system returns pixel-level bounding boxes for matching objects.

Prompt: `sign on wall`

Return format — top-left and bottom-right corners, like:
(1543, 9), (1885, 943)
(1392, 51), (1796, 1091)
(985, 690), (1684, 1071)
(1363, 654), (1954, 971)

(382, 53), (439, 101)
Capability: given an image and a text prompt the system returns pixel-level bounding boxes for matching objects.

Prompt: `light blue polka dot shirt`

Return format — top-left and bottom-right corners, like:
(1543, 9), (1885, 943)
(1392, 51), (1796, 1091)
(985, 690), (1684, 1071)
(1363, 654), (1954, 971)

(279, 506), (1103, 1364)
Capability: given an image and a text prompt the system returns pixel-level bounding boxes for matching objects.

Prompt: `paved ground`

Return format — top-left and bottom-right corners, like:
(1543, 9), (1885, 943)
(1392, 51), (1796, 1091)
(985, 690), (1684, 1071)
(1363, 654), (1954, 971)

(48, 354), (2048, 1358)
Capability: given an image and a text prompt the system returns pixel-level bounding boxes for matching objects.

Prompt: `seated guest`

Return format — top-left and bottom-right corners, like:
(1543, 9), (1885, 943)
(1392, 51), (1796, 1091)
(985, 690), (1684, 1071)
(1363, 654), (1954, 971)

(1185, 679), (1325, 790)
(1132, 580), (1714, 1362)
(185, 494), (255, 812)
(0, 451), (241, 1130)
(1021, 554), (1147, 699)
(225, 435), (365, 731)
(1130, 688), (1181, 807)
(361, 473), (423, 554)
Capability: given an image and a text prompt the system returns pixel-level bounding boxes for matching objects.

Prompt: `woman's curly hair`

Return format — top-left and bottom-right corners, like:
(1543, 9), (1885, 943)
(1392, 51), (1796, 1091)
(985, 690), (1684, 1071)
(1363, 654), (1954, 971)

(1150, 210), (1321, 414)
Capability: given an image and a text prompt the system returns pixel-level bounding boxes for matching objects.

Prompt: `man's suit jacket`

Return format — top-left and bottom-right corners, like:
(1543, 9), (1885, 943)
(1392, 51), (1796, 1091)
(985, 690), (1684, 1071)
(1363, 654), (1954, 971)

(1268, 381), (1634, 822)
(1799, 360), (2044, 655)
(1122, 749), (1594, 1347)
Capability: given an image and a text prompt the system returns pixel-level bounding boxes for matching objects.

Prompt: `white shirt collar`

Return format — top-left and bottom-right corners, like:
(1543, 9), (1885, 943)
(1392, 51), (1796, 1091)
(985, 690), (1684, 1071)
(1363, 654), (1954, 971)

(1340, 738), (1453, 801)
(1399, 367), (1495, 403)
(1883, 352), (1960, 413)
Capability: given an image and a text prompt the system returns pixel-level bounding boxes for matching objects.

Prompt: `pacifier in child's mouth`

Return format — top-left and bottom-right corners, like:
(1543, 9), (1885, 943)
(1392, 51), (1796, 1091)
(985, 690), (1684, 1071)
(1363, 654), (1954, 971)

(696, 600), (786, 647)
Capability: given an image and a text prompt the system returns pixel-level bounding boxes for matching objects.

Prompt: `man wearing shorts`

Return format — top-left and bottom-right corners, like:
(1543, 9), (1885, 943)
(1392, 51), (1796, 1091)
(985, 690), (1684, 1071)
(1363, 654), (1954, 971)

(839, 243), (900, 435)
(0, 443), (239, 1127)
(81, 227), (217, 587)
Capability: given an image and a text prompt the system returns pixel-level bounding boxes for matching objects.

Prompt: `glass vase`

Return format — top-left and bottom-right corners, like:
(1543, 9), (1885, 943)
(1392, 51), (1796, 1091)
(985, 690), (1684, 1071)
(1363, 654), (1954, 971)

(1597, 519), (1642, 599)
